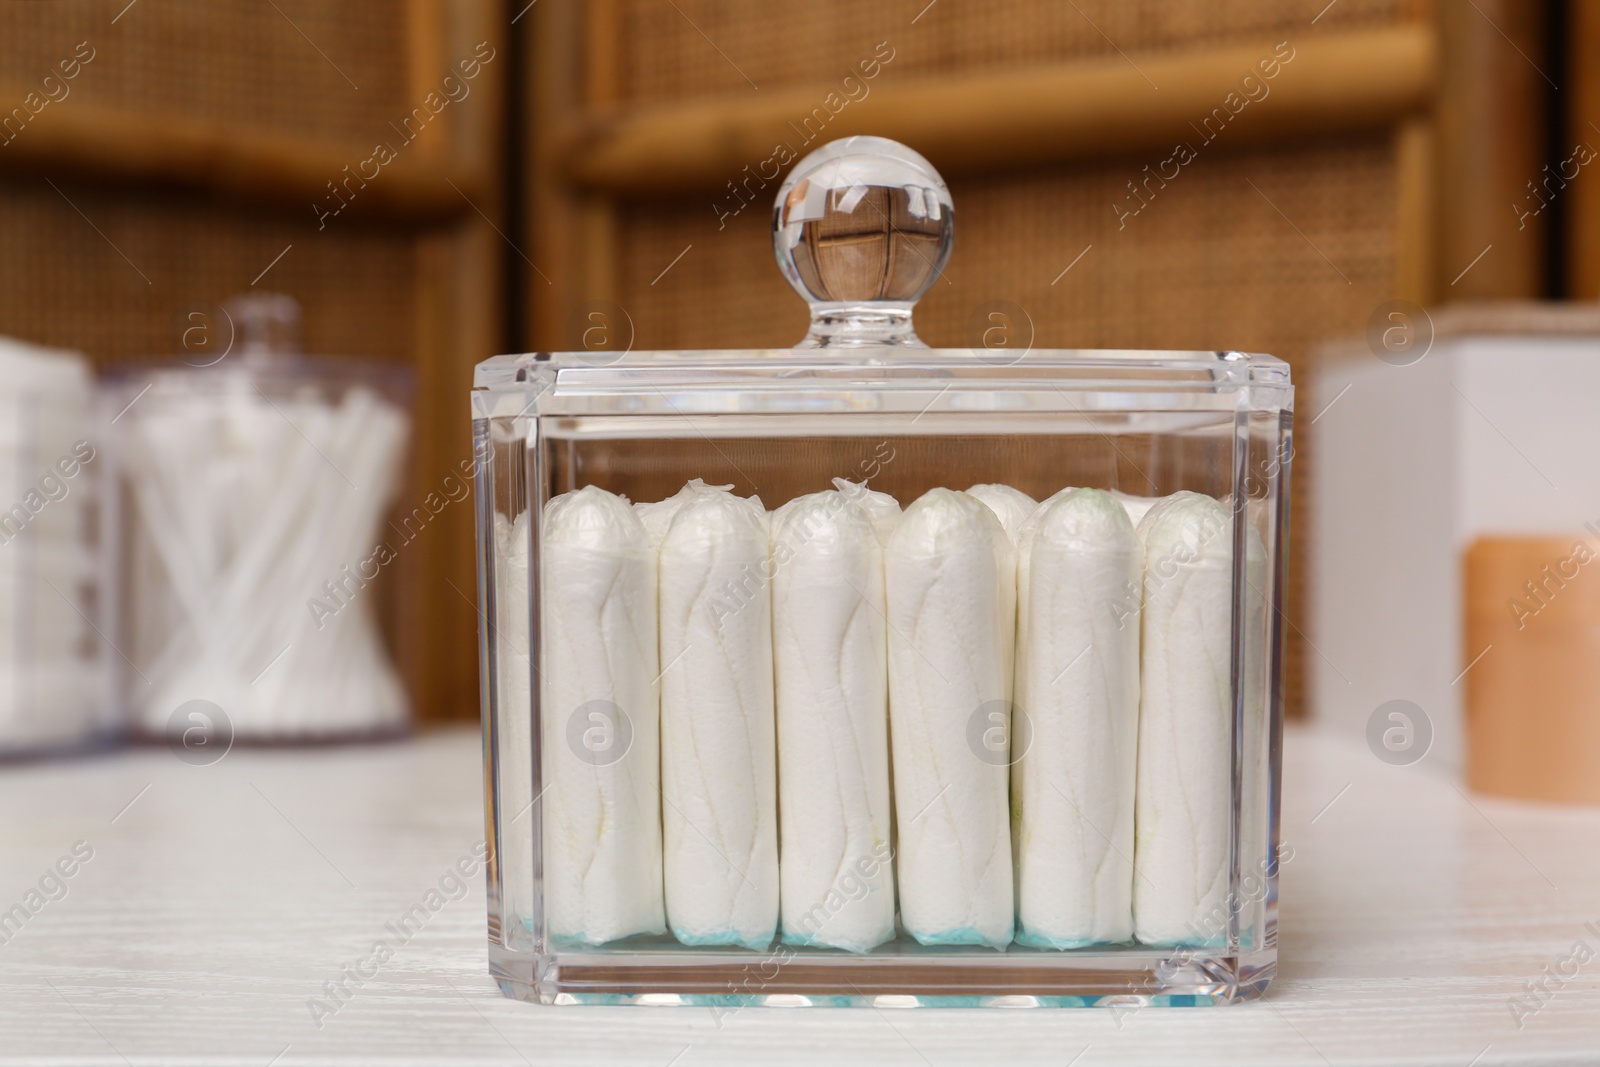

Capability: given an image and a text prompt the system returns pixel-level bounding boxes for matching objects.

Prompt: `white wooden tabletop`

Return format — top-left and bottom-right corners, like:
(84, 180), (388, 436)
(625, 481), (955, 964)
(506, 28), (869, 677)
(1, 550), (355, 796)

(2, 723), (1597, 1066)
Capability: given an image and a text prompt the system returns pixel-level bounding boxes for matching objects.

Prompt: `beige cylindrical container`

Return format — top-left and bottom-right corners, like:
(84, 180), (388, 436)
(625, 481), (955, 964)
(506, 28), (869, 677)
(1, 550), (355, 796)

(1464, 536), (1600, 805)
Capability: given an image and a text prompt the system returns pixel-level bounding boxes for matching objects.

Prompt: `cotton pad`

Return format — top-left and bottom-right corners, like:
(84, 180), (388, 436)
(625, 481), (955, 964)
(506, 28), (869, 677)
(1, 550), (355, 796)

(541, 486), (665, 944)
(1132, 491), (1234, 946)
(885, 488), (1014, 948)
(658, 482), (779, 948)
(772, 490), (895, 951)
(1013, 488), (1142, 947)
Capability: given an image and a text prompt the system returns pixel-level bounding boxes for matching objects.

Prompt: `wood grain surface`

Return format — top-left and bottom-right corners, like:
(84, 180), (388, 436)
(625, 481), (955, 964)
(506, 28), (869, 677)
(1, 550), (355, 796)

(0, 725), (1597, 1065)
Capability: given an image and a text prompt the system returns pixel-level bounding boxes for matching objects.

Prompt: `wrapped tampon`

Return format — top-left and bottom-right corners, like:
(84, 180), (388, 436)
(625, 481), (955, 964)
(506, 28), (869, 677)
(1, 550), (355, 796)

(658, 482), (779, 947)
(886, 488), (1014, 948)
(636, 479), (723, 545)
(967, 483), (1034, 694)
(1013, 488), (1142, 946)
(541, 486), (665, 944)
(1133, 492), (1234, 945)
(966, 483), (1037, 543)
(772, 490), (895, 951)
(1111, 491), (1163, 530)
(1014, 486), (1072, 612)
(832, 478), (901, 545)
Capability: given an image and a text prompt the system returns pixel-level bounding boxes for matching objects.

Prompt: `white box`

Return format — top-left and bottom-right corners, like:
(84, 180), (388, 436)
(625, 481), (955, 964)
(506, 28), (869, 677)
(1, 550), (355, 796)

(1311, 303), (1600, 770)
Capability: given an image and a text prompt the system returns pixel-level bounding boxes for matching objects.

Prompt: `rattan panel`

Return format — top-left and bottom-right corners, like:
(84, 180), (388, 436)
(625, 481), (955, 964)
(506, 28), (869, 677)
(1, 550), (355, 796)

(0, 0), (411, 143)
(618, 0), (1409, 100)
(618, 134), (1399, 718)
(0, 177), (417, 364)
(619, 137), (1394, 351)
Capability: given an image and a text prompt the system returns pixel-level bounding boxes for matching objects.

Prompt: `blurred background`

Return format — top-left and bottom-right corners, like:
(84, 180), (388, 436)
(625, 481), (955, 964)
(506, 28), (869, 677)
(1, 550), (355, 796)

(0, 0), (1594, 746)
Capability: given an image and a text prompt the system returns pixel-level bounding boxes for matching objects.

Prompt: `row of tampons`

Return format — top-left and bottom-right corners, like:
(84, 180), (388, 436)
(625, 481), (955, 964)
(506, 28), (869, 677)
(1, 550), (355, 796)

(535, 478), (1264, 952)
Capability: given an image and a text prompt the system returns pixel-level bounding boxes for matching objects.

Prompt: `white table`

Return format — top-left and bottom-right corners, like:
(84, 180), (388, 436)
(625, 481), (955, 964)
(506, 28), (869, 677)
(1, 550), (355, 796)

(2, 725), (1597, 1066)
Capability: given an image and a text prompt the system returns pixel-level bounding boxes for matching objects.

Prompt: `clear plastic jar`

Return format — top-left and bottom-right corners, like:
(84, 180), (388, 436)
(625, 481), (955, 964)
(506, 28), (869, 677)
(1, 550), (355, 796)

(475, 139), (1290, 1007)
(105, 294), (413, 744)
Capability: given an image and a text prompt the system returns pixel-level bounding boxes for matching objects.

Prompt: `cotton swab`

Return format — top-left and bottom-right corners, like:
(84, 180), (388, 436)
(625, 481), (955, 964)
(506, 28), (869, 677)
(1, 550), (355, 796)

(117, 364), (412, 740)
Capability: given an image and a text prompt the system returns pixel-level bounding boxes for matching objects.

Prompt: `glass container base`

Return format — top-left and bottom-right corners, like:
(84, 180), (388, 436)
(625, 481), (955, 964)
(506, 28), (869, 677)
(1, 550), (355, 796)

(489, 941), (1276, 1008)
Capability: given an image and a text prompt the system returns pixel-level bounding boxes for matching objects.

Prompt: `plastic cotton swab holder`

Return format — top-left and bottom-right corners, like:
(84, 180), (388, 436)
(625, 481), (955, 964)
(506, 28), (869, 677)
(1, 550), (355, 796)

(107, 294), (414, 743)
(474, 137), (1293, 1008)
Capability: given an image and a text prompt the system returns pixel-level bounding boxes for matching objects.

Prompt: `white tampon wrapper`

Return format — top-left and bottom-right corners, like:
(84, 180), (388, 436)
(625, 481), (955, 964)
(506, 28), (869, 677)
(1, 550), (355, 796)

(540, 486), (665, 944)
(772, 491), (895, 951)
(658, 482), (779, 948)
(966, 483), (1038, 544)
(831, 478), (902, 546)
(1016, 486), (1074, 614)
(1013, 488), (1142, 947)
(967, 483), (1034, 694)
(635, 479), (728, 545)
(1132, 491), (1234, 946)
(1111, 490), (1163, 530)
(886, 488), (1014, 948)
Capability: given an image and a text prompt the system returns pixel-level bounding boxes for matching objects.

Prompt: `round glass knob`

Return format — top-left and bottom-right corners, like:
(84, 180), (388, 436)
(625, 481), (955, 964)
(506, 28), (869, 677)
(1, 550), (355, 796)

(773, 136), (953, 349)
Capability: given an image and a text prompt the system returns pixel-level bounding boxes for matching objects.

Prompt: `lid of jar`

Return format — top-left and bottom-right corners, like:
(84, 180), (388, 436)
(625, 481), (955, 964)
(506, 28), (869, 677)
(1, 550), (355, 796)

(473, 135), (1291, 411)
(101, 292), (412, 409)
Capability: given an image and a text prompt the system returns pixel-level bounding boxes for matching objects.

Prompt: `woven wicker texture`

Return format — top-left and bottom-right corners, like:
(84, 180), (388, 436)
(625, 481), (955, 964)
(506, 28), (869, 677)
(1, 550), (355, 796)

(622, 137), (1394, 347)
(617, 0), (1408, 100)
(0, 178), (417, 363)
(618, 122), (1398, 718)
(0, 0), (411, 143)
